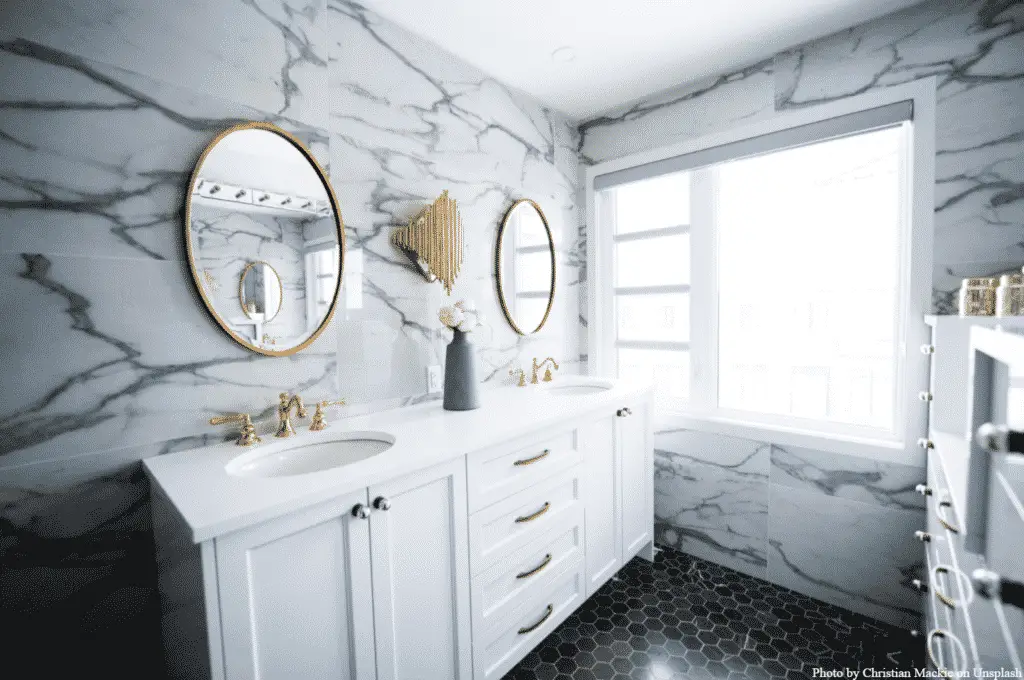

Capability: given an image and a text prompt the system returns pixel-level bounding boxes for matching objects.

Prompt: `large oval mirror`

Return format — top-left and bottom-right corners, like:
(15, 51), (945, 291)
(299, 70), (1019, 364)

(185, 123), (344, 356)
(496, 199), (556, 335)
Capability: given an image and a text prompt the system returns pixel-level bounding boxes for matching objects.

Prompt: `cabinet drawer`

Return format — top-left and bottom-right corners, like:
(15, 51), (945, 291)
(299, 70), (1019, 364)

(467, 430), (581, 512)
(473, 562), (585, 680)
(471, 507), (583, 635)
(469, 465), (583, 576)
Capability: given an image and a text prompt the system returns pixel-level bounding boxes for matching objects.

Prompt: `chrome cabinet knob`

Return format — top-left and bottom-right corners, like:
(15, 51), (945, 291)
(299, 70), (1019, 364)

(352, 503), (371, 520)
(917, 438), (935, 450)
(918, 391), (934, 402)
(914, 530), (931, 542)
(920, 344), (935, 355)
(373, 496), (391, 511)
(975, 423), (1024, 454)
(616, 407), (632, 417)
(915, 484), (932, 496)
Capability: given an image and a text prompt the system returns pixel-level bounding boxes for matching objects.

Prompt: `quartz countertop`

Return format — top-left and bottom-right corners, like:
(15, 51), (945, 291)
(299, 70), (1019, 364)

(144, 377), (653, 543)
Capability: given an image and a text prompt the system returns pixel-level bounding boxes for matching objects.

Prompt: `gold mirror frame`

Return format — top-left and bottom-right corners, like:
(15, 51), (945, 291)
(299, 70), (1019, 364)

(184, 121), (345, 357)
(495, 198), (556, 335)
(238, 260), (283, 322)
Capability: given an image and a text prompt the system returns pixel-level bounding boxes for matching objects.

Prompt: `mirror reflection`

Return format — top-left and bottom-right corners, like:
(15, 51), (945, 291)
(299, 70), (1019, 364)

(496, 199), (556, 335)
(186, 124), (343, 355)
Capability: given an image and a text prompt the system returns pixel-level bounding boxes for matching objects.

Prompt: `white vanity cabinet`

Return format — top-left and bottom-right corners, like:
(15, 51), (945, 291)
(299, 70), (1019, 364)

(147, 383), (653, 680)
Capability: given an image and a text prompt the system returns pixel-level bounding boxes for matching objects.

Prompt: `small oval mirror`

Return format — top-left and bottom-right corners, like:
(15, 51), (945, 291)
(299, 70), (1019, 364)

(239, 261), (283, 321)
(496, 199), (555, 335)
(185, 123), (344, 355)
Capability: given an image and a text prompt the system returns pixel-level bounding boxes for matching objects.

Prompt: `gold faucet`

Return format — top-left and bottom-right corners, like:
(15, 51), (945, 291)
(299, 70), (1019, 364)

(509, 367), (527, 387)
(276, 392), (308, 438)
(210, 413), (262, 447)
(531, 357), (559, 384)
(309, 399), (347, 431)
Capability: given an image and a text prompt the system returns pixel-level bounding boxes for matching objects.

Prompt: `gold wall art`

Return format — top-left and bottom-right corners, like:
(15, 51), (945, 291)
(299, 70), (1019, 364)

(391, 190), (464, 295)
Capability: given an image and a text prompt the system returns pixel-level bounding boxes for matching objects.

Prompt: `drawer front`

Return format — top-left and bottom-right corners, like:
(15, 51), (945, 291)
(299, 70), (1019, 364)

(469, 466), (583, 576)
(467, 430), (581, 512)
(471, 507), (584, 634)
(931, 452), (1023, 670)
(473, 562), (585, 680)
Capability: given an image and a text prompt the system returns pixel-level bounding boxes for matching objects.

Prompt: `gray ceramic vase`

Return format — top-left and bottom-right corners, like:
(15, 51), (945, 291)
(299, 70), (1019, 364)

(443, 329), (480, 411)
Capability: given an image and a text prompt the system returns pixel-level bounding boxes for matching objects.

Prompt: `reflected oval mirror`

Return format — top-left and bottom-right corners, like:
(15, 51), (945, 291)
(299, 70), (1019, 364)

(185, 122), (344, 356)
(239, 261), (283, 321)
(496, 199), (555, 335)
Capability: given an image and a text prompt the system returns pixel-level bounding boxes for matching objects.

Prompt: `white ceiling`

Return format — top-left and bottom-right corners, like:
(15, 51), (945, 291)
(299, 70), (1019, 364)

(356, 0), (922, 121)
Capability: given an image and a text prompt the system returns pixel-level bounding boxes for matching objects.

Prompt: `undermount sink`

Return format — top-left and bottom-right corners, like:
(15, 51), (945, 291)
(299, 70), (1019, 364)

(226, 432), (395, 478)
(542, 380), (614, 396)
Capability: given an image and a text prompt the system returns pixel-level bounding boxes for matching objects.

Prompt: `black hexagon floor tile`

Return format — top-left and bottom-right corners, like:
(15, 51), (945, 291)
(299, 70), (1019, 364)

(502, 546), (923, 680)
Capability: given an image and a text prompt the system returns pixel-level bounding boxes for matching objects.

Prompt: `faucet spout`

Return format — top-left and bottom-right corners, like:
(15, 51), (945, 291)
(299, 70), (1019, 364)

(275, 392), (308, 438)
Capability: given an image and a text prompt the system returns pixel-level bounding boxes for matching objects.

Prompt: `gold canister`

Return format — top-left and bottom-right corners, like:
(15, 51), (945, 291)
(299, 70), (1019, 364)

(995, 272), (1024, 317)
(958, 277), (998, 316)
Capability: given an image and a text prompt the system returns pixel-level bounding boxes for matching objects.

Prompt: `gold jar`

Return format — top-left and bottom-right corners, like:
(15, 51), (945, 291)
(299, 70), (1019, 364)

(995, 272), (1024, 317)
(959, 277), (998, 316)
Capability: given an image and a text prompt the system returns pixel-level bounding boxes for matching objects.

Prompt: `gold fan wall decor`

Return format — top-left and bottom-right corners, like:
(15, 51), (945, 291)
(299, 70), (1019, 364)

(391, 190), (464, 295)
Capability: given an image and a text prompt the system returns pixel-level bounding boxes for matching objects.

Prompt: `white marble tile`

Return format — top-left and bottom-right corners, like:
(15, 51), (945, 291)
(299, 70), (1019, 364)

(767, 484), (925, 628)
(578, 60), (776, 165)
(0, 38), (329, 263)
(770, 445), (926, 510)
(0, 0), (329, 128)
(654, 432), (770, 577)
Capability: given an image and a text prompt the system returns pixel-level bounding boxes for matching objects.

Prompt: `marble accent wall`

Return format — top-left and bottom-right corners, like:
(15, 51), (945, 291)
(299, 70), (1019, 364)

(0, 0), (580, 674)
(654, 429), (927, 628)
(580, 0), (1024, 312)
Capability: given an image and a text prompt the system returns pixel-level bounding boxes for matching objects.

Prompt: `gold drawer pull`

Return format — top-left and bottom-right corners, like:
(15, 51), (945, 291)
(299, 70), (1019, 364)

(514, 449), (550, 467)
(936, 500), (960, 533)
(515, 502), (551, 524)
(926, 628), (967, 677)
(933, 566), (957, 609)
(516, 553), (553, 580)
(517, 604), (553, 635)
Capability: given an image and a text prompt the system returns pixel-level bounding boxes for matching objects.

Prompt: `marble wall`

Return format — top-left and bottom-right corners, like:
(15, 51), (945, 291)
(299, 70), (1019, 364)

(0, 0), (580, 675)
(581, 0), (1022, 629)
(653, 429), (927, 628)
(580, 0), (1023, 312)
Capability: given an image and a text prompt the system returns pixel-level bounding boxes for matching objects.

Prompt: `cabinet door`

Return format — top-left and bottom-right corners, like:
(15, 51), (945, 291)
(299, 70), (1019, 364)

(581, 413), (621, 595)
(216, 490), (375, 680)
(368, 458), (472, 680)
(619, 400), (654, 560)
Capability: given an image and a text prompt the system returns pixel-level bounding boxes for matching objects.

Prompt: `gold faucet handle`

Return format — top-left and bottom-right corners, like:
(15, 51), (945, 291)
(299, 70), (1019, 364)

(310, 399), (347, 431)
(210, 413), (262, 446)
(509, 367), (527, 387)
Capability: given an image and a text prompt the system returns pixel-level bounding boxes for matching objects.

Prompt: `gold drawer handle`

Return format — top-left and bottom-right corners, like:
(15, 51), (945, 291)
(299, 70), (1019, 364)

(936, 500), (960, 533)
(516, 553), (553, 580)
(517, 604), (553, 635)
(515, 502), (551, 524)
(514, 449), (550, 467)
(926, 628), (966, 677)
(933, 566), (957, 609)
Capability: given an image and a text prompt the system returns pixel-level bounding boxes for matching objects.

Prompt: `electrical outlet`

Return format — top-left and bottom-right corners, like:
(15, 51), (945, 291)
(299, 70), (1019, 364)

(426, 365), (442, 393)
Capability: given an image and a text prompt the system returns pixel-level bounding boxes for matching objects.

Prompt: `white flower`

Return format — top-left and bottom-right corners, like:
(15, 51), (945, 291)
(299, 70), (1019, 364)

(456, 311), (478, 333)
(438, 305), (466, 330)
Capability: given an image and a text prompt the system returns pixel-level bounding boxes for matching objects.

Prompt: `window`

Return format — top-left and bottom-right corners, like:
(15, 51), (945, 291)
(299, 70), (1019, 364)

(305, 245), (340, 329)
(592, 99), (923, 446)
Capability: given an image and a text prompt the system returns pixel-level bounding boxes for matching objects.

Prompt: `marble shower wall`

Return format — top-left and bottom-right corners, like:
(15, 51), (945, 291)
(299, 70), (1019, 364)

(0, 0), (580, 674)
(653, 429), (927, 629)
(580, 0), (1024, 312)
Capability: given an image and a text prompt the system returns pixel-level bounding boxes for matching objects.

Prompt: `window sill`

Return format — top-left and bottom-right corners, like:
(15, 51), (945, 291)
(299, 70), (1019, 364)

(654, 409), (916, 464)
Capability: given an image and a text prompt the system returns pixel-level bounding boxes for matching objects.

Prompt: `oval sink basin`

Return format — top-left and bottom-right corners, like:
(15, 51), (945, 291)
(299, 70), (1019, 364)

(226, 432), (395, 478)
(543, 380), (613, 396)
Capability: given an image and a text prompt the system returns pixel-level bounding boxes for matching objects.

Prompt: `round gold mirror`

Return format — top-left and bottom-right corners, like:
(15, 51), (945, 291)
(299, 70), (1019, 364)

(185, 122), (344, 356)
(496, 199), (556, 335)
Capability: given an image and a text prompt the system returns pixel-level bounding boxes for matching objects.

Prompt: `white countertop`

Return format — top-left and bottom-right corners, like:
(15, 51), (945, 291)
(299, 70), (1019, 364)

(145, 377), (653, 543)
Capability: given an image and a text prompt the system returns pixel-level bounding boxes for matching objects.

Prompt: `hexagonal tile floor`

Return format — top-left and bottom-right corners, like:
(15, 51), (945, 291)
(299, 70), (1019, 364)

(502, 547), (921, 680)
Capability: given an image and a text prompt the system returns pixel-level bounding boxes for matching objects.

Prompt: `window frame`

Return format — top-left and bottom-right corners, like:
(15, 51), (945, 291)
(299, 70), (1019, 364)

(585, 79), (936, 462)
